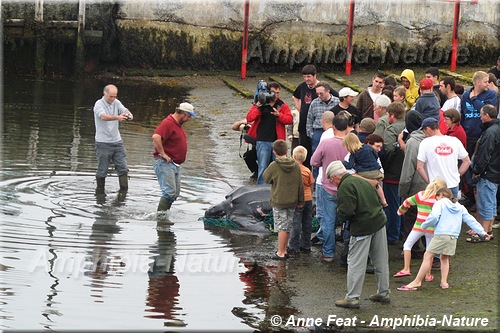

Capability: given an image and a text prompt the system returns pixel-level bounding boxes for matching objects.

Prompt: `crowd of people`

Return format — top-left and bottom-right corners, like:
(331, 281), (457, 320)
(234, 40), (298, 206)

(231, 60), (499, 307)
(92, 57), (500, 309)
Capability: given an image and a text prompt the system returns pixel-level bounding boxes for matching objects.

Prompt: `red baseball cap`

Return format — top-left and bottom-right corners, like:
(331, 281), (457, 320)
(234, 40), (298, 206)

(419, 78), (433, 90)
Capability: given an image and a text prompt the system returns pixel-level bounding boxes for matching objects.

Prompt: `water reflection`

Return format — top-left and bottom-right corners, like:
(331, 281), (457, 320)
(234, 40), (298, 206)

(145, 221), (184, 327)
(1, 75), (297, 331)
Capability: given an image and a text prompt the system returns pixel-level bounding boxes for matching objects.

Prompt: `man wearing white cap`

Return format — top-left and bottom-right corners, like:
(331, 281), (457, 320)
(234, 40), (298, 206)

(152, 102), (196, 213)
(331, 87), (362, 128)
(327, 160), (390, 309)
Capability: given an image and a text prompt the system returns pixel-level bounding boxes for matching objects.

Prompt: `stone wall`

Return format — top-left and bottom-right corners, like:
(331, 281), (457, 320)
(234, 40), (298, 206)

(3, 0), (500, 73)
(115, 0), (500, 70)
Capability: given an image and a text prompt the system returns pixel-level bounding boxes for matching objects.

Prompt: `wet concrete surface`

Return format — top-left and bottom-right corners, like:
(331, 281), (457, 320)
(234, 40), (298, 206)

(99, 68), (496, 332)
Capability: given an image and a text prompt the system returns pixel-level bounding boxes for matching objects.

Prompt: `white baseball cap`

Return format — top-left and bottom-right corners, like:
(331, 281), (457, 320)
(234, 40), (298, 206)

(338, 87), (359, 98)
(179, 102), (197, 117)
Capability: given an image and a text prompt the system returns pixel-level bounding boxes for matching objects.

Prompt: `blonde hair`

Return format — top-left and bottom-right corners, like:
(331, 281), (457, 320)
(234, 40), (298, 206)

(292, 145), (307, 163)
(422, 178), (447, 199)
(342, 133), (362, 153)
(394, 86), (406, 99)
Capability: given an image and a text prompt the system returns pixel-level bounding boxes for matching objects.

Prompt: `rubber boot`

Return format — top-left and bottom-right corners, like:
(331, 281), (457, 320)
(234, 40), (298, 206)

(118, 174), (129, 191)
(157, 198), (172, 212)
(95, 177), (105, 195)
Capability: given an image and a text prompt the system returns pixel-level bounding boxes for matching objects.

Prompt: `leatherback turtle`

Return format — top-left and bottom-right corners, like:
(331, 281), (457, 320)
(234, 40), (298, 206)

(204, 185), (272, 233)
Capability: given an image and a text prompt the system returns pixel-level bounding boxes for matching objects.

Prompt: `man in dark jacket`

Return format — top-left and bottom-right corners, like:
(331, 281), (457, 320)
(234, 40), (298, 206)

(382, 102), (406, 244)
(328, 161), (390, 309)
(472, 105), (500, 238)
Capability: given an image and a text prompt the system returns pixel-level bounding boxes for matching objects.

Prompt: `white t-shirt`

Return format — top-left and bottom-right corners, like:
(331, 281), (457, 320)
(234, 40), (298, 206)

(441, 95), (461, 112)
(94, 97), (127, 143)
(368, 89), (382, 122)
(417, 135), (468, 188)
(316, 128), (335, 185)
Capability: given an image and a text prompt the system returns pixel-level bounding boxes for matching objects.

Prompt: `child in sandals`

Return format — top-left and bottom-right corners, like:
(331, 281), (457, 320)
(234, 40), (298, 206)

(342, 133), (387, 207)
(394, 178), (447, 280)
(397, 188), (490, 291)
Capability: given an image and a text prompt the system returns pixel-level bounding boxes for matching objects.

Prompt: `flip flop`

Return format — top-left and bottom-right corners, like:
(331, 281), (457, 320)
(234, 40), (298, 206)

(393, 271), (411, 278)
(440, 284), (450, 289)
(397, 285), (418, 291)
(425, 275), (434, 282)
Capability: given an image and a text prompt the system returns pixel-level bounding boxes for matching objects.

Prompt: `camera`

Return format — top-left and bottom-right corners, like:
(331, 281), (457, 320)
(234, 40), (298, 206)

(254, 80), (275, 107)
(124, 113), (132, 120)
(239, 123), (250, 132)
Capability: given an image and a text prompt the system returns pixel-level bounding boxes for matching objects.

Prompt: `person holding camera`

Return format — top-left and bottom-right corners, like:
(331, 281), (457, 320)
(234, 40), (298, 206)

(93, 84), (133, 195)
(246, 82), (292, 185)
(231, 119), (258, 178)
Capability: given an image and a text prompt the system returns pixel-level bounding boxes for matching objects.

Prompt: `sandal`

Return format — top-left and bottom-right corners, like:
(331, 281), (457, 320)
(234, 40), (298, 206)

(425, 275), (434, 282)
(466, 234), (489, 243)
(393, 270), (411, 278)
(440, 284), (450, 289)
(487, 232), (494, 240)
(397, 285), (418, 291)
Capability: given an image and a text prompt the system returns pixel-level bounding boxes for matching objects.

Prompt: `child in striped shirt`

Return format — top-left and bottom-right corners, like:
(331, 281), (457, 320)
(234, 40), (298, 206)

(393, 178), (447, 280)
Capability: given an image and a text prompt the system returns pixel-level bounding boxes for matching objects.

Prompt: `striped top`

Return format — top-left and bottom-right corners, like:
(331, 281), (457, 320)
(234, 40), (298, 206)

(398, 191), (436, 233)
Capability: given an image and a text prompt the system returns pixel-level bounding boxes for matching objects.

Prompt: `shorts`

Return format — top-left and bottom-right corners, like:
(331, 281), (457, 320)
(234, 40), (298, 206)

(358, 170), (384, 180)
(426, 235), (457, 256)
(273, 206), (295, 232)
(475, 178), (498, 221)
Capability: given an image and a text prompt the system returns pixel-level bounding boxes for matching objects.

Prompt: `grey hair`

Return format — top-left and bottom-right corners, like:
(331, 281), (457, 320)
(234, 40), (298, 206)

(375, 94), (391, 108)
(326, 161), (347, 179)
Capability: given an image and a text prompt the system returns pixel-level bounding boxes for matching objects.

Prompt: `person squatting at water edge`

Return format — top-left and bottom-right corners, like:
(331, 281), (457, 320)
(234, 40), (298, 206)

(397, 188), (490, 291)
(93, 84), (134, 195)
(152, 102), (196, 215)
(327, 161), (390, 309)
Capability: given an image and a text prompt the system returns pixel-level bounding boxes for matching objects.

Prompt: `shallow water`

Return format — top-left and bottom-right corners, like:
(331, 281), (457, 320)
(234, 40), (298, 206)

(0, 76), (282, 330)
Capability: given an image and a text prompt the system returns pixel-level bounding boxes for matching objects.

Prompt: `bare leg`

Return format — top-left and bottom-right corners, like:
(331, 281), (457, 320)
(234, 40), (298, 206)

(401, 250), (411, 273)
(277, 231), (290, 257)
(376, 181), (388, 207)
(405, 251), (435, 289)
(440, 254), (450, 288)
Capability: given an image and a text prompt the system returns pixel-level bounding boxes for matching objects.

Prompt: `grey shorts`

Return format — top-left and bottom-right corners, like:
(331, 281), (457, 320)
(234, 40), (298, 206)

(273, 207), (295, 232)
(427, 234), (457, 256)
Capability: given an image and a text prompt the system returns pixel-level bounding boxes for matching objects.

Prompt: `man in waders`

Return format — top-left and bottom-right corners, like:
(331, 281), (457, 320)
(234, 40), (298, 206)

(93, 84), (133, 195)
(152, 102), (196, 215)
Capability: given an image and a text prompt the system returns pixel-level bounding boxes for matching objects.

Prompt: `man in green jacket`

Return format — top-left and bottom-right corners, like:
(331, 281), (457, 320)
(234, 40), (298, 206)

(327, 161), (390, 309)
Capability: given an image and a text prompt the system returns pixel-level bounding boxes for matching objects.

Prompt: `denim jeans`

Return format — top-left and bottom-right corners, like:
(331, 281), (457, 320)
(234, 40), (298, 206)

(289, 200), (313, 251)
(383, 182), (402, 243)
(256, 141), (275, 185)
(311, 129), (323, 181)
(314, 182), (324, 241)
(153, 157), (181, 203)
(95, 141), (128, 178)
(476, 178), (499, 220)
(319, 185), (338, 258)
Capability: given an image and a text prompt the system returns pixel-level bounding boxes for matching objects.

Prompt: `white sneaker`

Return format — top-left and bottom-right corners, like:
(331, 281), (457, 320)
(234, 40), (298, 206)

(492, 223), (500, 229)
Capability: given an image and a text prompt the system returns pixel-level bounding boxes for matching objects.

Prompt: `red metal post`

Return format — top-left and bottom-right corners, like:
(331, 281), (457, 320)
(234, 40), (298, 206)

(241, 0), (250, 79)
(345, 0), (355, 75)
(450, 0), (460, 71)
